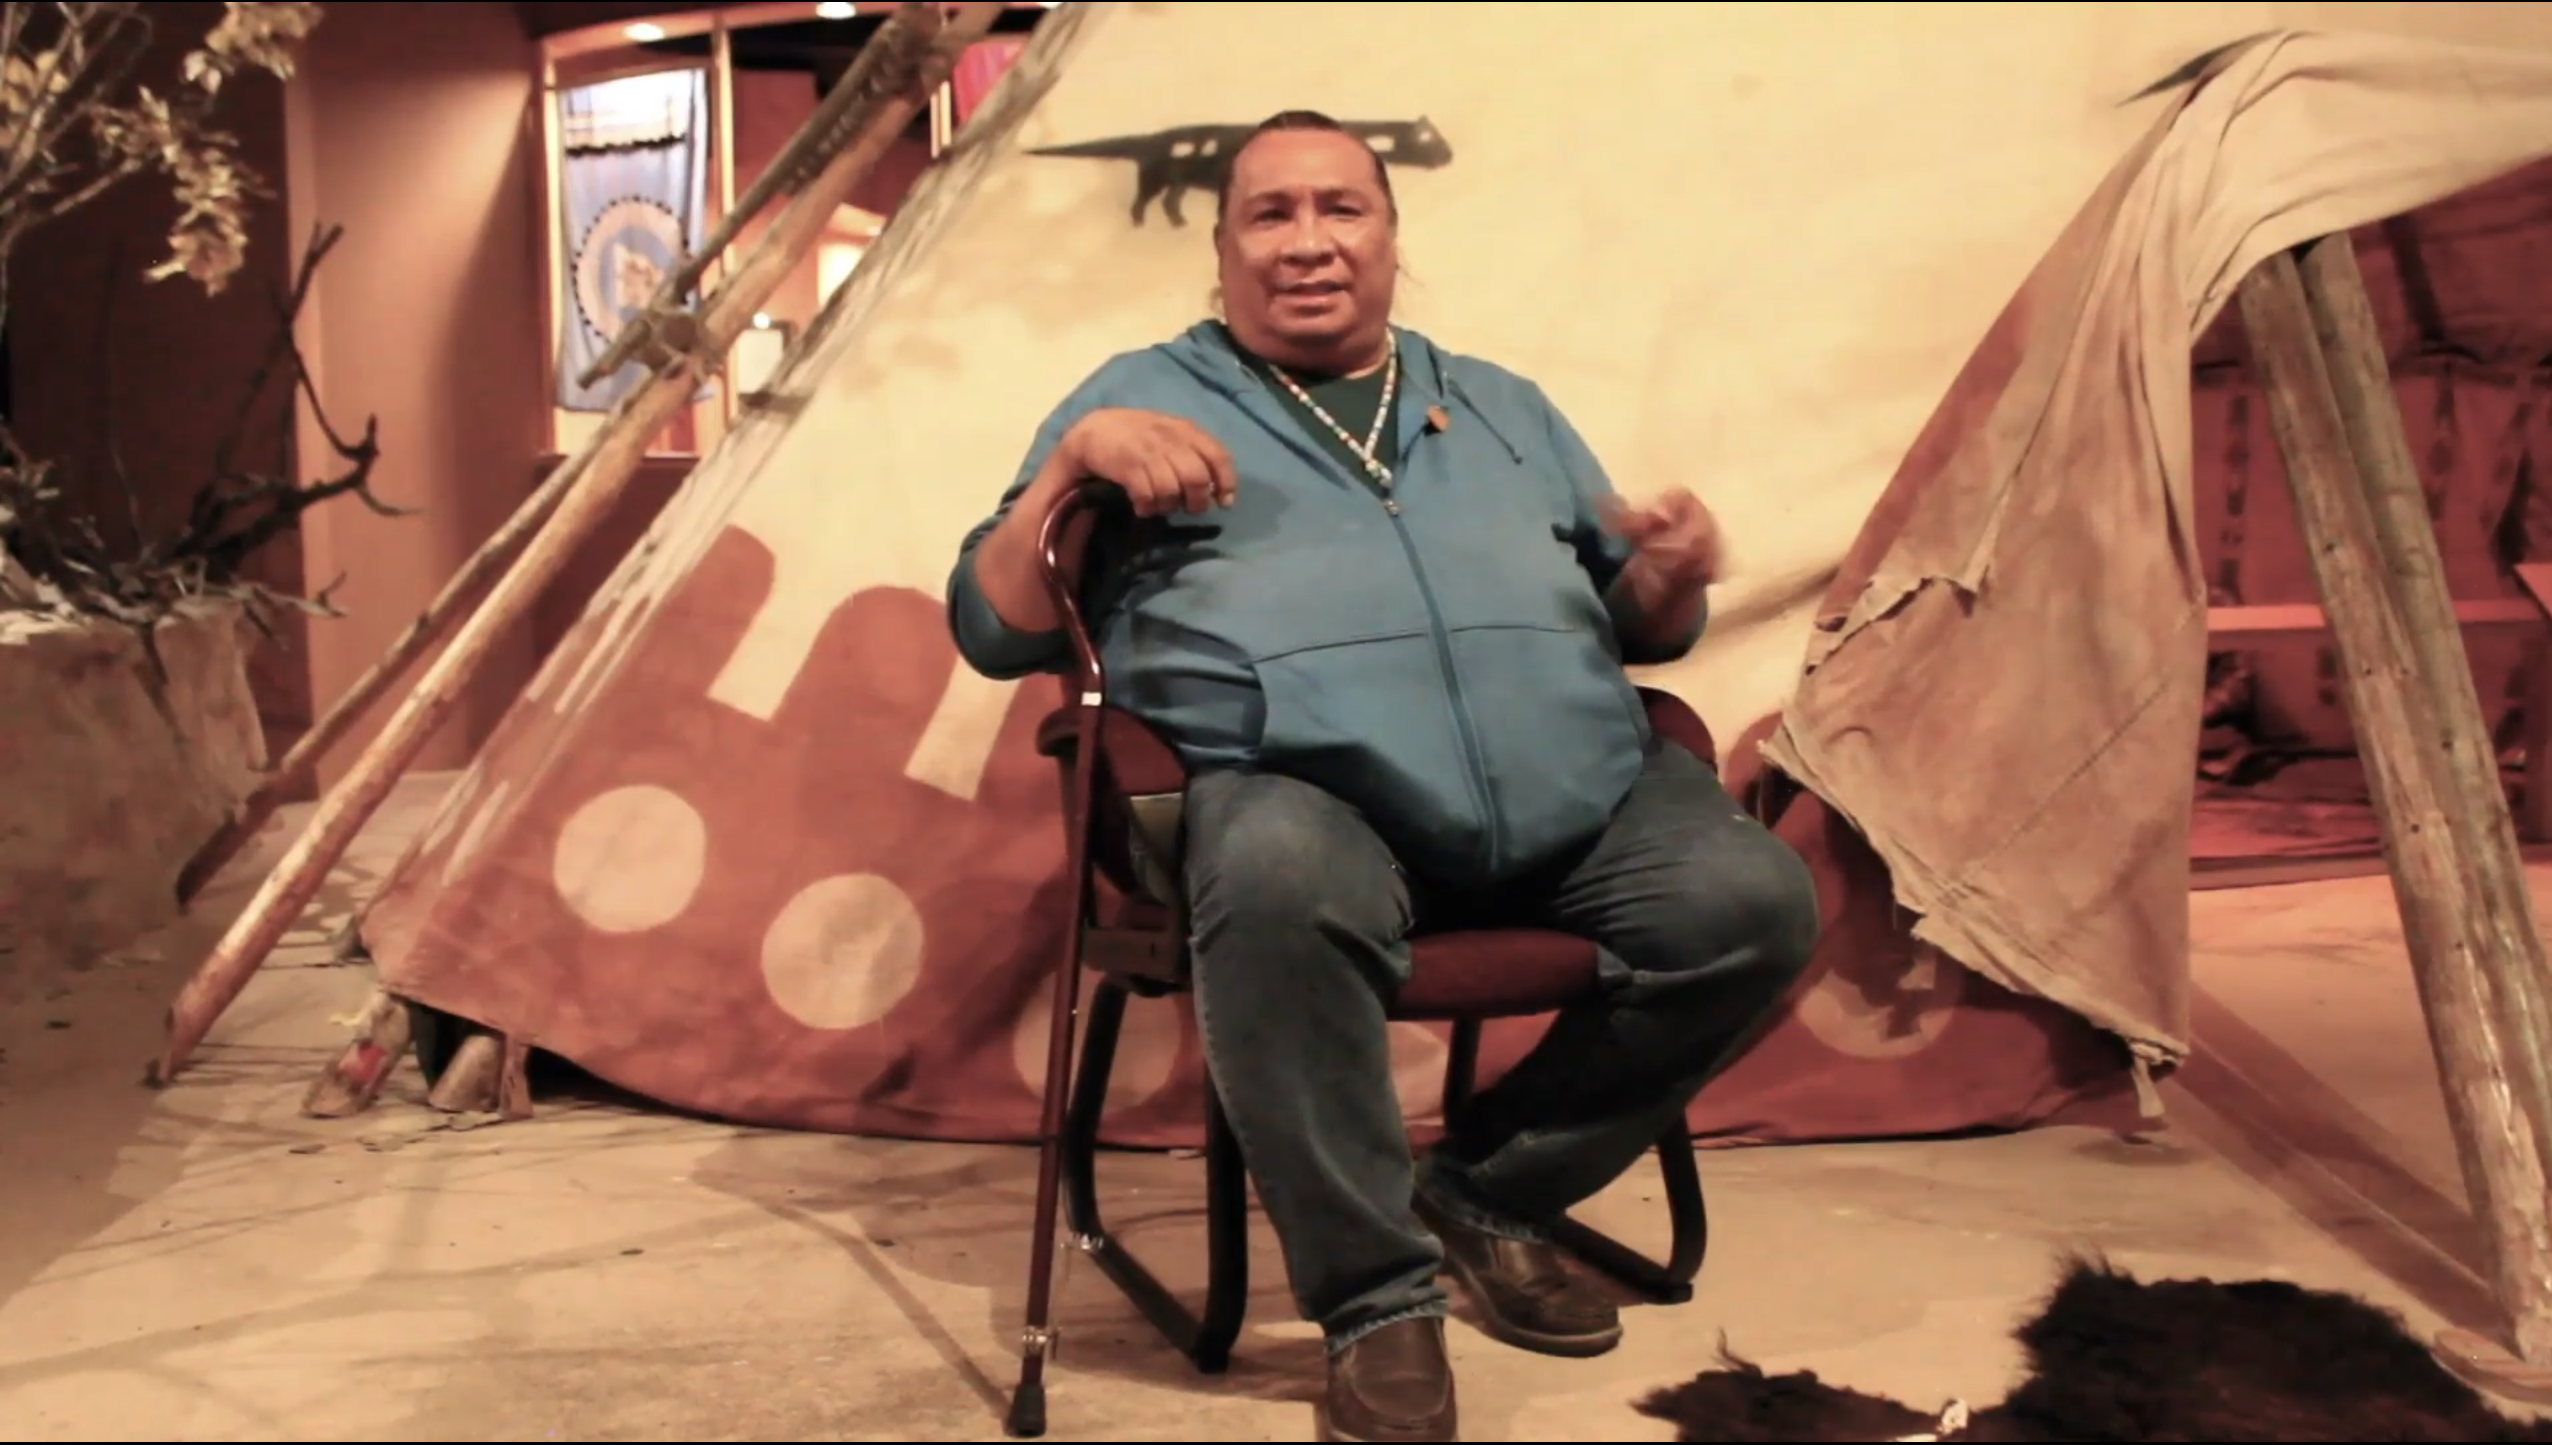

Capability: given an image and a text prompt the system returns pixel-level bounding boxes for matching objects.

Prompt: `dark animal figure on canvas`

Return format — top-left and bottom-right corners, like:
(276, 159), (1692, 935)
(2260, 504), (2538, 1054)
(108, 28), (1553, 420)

(1637, 1256), (2552, 1442)
(1029, 116), (1454, 226)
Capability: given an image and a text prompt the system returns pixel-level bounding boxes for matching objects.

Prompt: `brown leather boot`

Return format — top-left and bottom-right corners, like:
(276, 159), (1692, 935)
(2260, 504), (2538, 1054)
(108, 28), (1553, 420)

(1413, 1191), (1623, 1358)
(1318, 1315), (1459, 1443)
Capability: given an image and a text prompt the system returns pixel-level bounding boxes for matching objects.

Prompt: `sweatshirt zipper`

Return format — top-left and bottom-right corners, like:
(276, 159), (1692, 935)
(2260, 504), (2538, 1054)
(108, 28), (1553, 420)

(1223, 345), (1502, 876)
(1373, 420), (1499, 878)
(1382, 493), (1498, 875)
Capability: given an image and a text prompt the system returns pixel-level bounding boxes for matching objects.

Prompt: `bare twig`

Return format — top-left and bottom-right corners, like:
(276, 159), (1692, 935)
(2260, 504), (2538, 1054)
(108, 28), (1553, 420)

(207, 217), (330, 479)
(153, 224), (401, 572)
(0, 4), (152, 220)
(0, 2), (343, 630)
(1, 219), (387, 628)
(91, 231), (143, 551)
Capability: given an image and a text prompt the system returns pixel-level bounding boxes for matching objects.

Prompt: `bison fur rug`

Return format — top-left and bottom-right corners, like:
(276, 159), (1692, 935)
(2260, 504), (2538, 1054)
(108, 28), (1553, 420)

(1635, 1256), (2552, 1441)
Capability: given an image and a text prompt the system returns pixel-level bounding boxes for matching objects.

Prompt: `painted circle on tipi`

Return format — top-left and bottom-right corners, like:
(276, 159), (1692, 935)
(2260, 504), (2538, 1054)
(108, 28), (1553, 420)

(760, 873), (926, 1031)
(1013, 972), (1180, 1115)
(1792, 939), (1966, 1060)
(551, 784), (709, 933)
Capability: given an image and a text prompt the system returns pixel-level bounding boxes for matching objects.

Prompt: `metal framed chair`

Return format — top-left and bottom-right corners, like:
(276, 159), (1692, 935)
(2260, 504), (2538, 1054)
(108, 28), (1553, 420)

(1003, 481), (1712, 1438)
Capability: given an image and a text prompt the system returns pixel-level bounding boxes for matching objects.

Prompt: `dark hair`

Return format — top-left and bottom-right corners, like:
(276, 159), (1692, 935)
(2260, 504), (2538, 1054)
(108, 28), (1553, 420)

(1213, 109), (1397, 223)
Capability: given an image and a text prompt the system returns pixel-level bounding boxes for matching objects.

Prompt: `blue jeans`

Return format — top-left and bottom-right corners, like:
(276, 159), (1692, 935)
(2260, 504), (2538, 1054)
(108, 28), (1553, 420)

(1181, 736), (1822, 1352)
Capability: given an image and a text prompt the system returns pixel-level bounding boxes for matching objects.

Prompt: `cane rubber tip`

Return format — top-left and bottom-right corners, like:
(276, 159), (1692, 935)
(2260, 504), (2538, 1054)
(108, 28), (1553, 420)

(1003, 1382), (1046, 1438)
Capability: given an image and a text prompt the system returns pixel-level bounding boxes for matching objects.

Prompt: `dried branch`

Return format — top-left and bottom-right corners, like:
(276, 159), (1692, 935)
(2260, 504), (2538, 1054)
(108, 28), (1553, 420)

(155, 221), (404, 570)
(0, 2), (366, 634)
(0, 2), (323, 331)
(1, 219), (398, 627)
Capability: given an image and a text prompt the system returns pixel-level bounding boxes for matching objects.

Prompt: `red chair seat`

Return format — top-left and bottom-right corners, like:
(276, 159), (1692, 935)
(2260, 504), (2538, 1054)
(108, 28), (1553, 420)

(1045, 695), (1699, 1021)
(1398, 930), (1601, 1020)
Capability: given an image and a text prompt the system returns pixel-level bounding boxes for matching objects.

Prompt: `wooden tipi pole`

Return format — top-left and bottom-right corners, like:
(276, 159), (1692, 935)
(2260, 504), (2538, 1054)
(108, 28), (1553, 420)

(2236, 235), (2552, 1399)
(177, 1), (1021, 908)
(152, 0), (1009, 1086)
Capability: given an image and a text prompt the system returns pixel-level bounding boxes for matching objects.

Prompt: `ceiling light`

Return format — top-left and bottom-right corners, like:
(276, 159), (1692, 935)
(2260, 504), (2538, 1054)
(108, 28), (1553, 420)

(815, 1), (855, 17)
(625, 21), (667, 41)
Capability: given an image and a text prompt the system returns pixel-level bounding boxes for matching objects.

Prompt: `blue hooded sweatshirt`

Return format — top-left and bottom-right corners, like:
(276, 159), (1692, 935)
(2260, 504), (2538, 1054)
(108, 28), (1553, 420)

(945, 321), (1705, 887)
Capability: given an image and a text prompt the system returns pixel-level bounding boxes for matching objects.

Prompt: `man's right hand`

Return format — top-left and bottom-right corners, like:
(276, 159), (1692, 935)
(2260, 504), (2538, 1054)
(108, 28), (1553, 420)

(1060, 408), (1238, 518)
(959, 408), (1240, 645)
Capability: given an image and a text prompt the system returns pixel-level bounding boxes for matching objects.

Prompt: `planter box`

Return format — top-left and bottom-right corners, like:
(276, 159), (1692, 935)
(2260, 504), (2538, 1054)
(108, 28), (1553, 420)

(0, 599), (268, 1006)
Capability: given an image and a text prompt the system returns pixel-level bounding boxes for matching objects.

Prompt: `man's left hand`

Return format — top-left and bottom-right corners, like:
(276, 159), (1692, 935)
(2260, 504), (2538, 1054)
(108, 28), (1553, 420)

(1604, 487), (1721, 593)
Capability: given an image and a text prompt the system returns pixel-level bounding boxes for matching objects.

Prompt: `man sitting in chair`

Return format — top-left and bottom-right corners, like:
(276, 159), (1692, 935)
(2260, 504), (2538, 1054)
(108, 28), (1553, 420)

(944, 110), (1821, 1444)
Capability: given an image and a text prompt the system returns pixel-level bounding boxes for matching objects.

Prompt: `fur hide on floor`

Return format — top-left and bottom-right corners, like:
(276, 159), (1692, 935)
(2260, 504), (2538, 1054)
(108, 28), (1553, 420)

(1635, 1256), (2552, 1441)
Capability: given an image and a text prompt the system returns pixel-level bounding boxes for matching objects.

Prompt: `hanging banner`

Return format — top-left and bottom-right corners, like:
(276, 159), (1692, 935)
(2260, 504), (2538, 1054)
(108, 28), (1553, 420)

(557, 67), (710, 414)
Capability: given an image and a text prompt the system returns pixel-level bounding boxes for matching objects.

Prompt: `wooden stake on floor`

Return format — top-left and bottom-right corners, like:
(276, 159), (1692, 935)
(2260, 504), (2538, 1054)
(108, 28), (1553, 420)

(300, 984), (413, 1118)
(2292, 241), (2552, 1094)
(2237, 240), (2552, 1398)
(149, 0), (1010, 1087)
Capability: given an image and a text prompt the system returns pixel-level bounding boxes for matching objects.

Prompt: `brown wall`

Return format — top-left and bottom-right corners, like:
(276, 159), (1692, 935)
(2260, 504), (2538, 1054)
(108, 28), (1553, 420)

(280, 1), (548, 786)
(733, 67), (824, 328)
(728, 67), (932, 331)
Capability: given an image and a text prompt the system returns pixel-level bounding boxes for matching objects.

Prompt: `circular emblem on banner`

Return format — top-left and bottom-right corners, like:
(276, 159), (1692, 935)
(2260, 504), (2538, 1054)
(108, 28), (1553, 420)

(572, 195), (684, 343)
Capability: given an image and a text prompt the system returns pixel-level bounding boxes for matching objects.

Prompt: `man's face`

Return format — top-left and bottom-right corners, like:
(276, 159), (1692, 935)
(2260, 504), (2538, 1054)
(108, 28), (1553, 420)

(1214, 129), (1397, 371)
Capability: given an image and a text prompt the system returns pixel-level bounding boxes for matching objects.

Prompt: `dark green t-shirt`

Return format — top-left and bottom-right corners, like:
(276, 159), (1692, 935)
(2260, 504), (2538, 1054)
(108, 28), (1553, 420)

(1232, 333), (1403, 485)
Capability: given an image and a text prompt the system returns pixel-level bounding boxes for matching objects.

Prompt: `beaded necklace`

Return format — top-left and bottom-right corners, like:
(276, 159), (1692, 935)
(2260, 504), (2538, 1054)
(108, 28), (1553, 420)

(1264, 332), (1401, 491)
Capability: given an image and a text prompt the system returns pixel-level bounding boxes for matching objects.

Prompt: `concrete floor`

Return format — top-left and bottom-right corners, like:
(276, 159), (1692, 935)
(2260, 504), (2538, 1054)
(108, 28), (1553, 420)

(0, 774), (2526, 1441)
